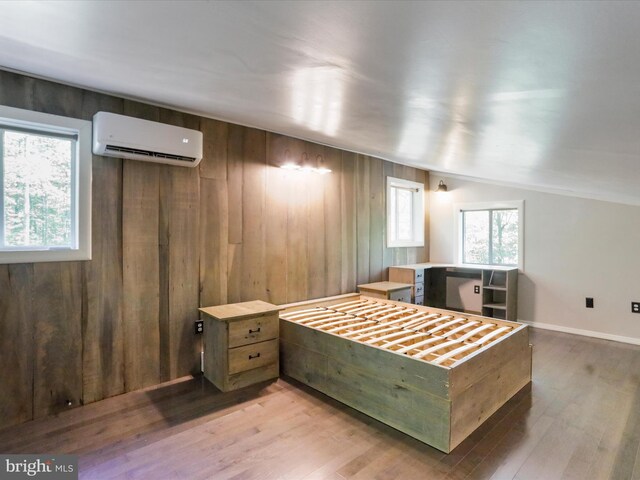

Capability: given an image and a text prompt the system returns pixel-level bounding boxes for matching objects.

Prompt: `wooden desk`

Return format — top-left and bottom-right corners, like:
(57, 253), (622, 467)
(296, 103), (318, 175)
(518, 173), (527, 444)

(389, 263), (518, 320)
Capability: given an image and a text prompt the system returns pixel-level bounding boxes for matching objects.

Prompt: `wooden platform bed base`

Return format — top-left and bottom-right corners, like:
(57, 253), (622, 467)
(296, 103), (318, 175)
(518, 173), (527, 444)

(279, 293), (532, 453)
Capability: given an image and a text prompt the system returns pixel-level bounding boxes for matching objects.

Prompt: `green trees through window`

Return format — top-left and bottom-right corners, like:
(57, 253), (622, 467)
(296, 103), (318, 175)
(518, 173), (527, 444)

(1, 129), (73, 249)
(462, 208), (518, 266)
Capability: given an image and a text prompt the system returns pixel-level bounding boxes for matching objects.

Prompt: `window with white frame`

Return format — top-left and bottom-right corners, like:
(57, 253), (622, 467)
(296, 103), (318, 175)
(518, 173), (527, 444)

(386, 176), (424, 248)
(455, 201), (523, 269)
(0, 105), (92, 264)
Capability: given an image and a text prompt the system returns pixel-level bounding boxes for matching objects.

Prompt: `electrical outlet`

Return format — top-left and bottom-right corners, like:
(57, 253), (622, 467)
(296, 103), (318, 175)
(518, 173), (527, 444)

(194, 320), (204, 335)
(632, 302), (640, 314)
(586, 297), (594, 308)
(474, 285), (480, 294)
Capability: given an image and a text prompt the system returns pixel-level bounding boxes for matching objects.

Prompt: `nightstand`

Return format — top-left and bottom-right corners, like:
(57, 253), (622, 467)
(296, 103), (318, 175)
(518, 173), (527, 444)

(199, 300), (281, 392)
(357, 281), (413, 303)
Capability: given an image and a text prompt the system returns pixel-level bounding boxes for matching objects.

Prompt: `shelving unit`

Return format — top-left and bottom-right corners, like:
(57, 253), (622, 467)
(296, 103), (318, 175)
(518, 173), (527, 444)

(481, 268), (518, 320)
(389, 263), (518, 321)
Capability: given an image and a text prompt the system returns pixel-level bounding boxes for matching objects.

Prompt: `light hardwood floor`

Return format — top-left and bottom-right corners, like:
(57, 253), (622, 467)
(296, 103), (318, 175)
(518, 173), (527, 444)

(1, 329), (639, 479)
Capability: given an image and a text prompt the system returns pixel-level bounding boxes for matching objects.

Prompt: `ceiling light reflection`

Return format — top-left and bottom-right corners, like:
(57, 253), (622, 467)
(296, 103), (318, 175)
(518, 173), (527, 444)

(291, 66), (344, 137)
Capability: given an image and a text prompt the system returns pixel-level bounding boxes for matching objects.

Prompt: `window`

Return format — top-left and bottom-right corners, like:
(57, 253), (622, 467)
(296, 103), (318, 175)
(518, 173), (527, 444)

(387, 176), (424, 247)
(455, 201), (523, 269)
(0, 105), (92, 264)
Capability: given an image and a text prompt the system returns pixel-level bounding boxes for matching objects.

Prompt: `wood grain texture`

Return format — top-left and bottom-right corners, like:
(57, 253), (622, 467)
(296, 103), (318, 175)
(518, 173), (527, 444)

(0, 265), (34, 426)
(33, 262), (83, 418)
(163, 110), (202, 379)
(356, 154), (371, 286)
(0, 71), (428, 428)
(82, 153), (124, 403)
(341, 152), (358, 293)
(382, 160), (396, 273)
(198, 118), (228, 180)
(3, 328), (637, 480)
(227, 124), (244, 245)
(80, 90), (125, 405)
(368, 157), (384, 283)
(199, 179), (228, 307)
(168, 166), (201, 377)
(323, 146), (342, 297)
(287, 168), (310, 302)
(122, 160), (161, 391)
(307, 143), (327, 301)
(0, 70), (35, 109)
(240, 127), (267, 301)
(264, 134), (289, 305)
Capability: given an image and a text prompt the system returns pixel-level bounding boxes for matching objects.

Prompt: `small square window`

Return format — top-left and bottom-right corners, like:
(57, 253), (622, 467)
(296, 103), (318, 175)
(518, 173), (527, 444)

(456, 201), (523, 269)
(387, 176), (424, 248)
(0, 105), (92, 264)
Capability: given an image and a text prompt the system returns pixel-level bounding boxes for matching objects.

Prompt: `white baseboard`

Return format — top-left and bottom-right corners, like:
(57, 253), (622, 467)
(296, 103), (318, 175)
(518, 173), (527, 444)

(520, 320), (640, 346)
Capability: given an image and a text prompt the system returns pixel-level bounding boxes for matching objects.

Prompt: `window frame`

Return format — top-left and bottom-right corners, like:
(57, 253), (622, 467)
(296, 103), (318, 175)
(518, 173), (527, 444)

(454, 200), (524, 270)
(0, 105), (92, 264)
(386, 176), (425, 248)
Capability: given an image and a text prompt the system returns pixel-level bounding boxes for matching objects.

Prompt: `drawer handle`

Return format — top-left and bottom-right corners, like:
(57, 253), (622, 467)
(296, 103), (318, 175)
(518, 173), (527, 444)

(248, 353), (261, 360)
(248, 327), (261, 334)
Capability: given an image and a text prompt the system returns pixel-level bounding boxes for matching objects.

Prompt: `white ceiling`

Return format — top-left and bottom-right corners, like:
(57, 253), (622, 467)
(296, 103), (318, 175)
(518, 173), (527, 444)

(1, 1), (639, 204)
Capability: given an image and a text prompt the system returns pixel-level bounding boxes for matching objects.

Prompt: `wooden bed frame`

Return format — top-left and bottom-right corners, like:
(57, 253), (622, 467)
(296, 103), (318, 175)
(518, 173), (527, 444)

(279, 293), (532, 453)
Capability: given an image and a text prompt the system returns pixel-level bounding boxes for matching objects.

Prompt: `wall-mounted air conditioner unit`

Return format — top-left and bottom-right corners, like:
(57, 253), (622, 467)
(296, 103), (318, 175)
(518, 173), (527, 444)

(92, 112), (203, 167)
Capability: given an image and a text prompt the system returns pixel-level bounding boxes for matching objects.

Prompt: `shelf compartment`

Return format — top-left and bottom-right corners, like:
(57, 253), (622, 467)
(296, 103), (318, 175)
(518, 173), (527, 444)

(483, 285), (507, 291)
(482, 303), (507, 310)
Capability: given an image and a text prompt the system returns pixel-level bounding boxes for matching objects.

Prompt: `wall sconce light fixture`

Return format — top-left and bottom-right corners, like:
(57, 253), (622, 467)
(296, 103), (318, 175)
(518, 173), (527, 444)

(280, 152), (332, 174)
(436, 180), (448, 193)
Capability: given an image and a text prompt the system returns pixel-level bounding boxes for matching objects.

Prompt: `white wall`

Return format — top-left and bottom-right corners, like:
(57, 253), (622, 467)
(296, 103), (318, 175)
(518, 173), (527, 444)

(429, 175), (640, 344)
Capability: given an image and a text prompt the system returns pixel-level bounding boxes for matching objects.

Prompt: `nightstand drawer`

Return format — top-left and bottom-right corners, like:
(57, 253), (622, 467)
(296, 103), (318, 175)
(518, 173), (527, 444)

(389, 288), (411, 303)
(228, 339), (278, 375)
(228, 313), (278, 348)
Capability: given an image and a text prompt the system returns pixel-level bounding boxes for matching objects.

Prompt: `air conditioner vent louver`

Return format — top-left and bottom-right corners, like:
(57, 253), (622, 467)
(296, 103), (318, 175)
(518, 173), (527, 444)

(105, 144), (196, 162)
(92, 112), (203, 167)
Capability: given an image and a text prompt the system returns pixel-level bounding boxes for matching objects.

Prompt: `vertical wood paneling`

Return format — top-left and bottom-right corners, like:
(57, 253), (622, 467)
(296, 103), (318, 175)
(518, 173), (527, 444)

(369, 157), (384, 282)
(356, 155), (371, 286)
(286, 139), (310, 303)
(80, 91), (125, 404)
(168, 166), (201, 377)
(122, 159), (161, 391)
(33, 262), (82, 418)
(240, 128), (267, 301)
(82, 153), (124, 403)
(0, 71), (429, 429)
(392, 163), (409, 266)
(199, 179), (228, 307)
(227, 125), (244, 245)
(341, 152), (358, 293)
(33, 79), (77, 117)
(0, 70), (35, 109)
(287, 176), (309, 302)
(0, 265), (34, 426)
(323, 146), (342, 297)
(265, 134), (289, 305)
(199, 118), (228, 180)
(307, 143), (326, 300)
(382, 160), (395, 274)
(160, 110), (201, 379)
(122, 101), (161, 391)
(158, 163), (171, 381)
(226, 125), (244, 304)
(30, 80), (84, 419)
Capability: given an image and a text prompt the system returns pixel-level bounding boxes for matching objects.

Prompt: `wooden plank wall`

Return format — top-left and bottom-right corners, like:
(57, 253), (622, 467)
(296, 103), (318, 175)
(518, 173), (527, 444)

(0, 70), (429, 429)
